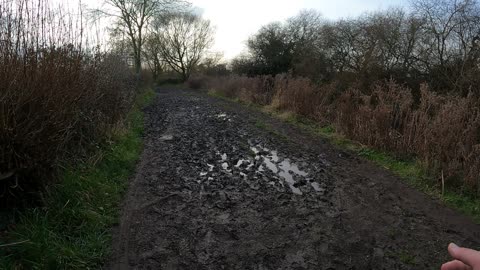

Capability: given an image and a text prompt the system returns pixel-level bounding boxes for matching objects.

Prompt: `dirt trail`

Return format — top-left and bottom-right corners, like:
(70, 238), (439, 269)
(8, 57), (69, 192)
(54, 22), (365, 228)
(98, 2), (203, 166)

(109, 88), (480, 270)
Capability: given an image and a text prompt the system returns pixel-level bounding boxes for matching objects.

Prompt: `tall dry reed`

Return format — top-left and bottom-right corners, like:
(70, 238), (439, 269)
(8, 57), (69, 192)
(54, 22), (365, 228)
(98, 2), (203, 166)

(0, 0), (136, 207)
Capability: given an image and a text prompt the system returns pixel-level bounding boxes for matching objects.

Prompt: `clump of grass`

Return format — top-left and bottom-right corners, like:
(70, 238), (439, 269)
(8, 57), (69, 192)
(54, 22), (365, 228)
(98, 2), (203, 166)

(398, 251), (417, 266)
(254, 120), (288, 141)
(0, 89), (155, 269)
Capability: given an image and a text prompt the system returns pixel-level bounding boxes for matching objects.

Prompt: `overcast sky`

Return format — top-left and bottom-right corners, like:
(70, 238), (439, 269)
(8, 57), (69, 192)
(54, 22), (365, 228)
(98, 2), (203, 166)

(71, 0), (409, 60)
(189, 0), (409, 59)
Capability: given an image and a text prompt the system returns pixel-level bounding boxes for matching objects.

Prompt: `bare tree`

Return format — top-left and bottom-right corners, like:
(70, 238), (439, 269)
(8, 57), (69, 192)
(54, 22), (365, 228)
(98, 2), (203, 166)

(94, 0), (188, 74)
(411, 0), (480, 91)
(143, 34), (166, 80)
(152, 12), (214, 81)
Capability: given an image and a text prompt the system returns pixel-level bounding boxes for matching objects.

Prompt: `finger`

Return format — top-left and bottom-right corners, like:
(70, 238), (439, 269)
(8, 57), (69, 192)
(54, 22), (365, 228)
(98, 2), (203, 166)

(441, 260), (471, 270)
(448, 243), (480, 267)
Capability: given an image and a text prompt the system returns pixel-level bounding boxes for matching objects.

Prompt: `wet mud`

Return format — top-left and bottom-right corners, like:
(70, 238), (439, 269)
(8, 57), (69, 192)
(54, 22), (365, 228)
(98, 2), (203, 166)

(109, 88), (480, 270)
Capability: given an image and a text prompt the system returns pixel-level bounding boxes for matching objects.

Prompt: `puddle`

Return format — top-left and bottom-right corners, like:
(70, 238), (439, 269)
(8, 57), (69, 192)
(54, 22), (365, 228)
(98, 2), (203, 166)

(311, 182), (324, 193)
(250, 144), (314, 195)
(235, 159), (249, 168)
(277, 159), (307, 195)
(270, 151), (279, 162)
(160, 134), (174, 141)
(264, 158), (279, 174)
(207, 164), (215, 172)
(222, 162), (229, 170)
(216, 113), (231, 121)
(199, 143), (323, 195)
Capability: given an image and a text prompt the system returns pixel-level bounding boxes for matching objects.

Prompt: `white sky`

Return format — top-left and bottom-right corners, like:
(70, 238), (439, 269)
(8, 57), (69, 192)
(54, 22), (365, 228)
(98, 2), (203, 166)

(190, 0), (409, 59)
(61, 0), (409, 60)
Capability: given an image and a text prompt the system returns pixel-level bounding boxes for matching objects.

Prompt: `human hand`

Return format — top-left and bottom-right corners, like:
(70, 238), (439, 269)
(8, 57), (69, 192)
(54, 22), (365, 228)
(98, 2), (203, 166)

(441, 243), (480, 270)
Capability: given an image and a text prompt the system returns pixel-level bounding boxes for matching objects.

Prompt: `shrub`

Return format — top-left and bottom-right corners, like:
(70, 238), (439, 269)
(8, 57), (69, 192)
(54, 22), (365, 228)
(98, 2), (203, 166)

(0, 0), (136, 207)
(187, 75), (210, 90)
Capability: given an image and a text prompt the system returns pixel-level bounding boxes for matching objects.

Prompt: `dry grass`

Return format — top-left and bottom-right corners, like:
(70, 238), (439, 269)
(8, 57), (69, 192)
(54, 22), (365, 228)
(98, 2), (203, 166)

(0, 0), (136, 207)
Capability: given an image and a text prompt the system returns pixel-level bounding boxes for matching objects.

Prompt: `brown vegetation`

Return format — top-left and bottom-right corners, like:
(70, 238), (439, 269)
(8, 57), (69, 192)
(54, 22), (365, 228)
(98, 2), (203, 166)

(0, 0), (136, 207)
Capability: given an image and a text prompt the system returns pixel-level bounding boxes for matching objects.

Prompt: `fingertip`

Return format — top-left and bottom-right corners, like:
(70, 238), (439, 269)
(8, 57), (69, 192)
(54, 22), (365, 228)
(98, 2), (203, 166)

(448, 243), (462, 258)
(441, 260), (469, 270)
(449, 243), (460, 252)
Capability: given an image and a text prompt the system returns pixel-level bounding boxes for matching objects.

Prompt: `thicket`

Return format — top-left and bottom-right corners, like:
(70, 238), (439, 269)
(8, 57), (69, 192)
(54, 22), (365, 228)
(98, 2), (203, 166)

(204, 0), (480, 193)
(0, 0), (136, 207)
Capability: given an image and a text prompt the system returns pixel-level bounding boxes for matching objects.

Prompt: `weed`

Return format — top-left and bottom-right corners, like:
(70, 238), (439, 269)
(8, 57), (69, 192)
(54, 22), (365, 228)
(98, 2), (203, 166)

(398, 251), (417, 265)
(255, 120), (267, 130)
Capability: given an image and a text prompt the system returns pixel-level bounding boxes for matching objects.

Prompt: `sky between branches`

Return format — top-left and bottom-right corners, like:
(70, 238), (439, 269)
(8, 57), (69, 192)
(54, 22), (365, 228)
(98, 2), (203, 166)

(58, 0), (409, 60)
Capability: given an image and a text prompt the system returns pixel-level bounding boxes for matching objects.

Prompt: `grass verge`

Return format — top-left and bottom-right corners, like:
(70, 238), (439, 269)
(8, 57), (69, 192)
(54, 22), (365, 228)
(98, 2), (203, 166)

(0, 88), (155, 269)
(208, 90), (480, 224)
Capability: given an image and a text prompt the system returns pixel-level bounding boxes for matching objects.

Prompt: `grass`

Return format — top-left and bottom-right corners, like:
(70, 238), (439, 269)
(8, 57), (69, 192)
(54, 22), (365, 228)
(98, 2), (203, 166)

(208, 91), (480, 224)
(254, 120), (289, 141)
(0, 88), (155, 269)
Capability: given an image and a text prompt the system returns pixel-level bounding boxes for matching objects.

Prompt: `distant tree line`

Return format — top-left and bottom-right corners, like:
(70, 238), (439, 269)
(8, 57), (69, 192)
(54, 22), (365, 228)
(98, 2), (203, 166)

(232, 0), (480, 95)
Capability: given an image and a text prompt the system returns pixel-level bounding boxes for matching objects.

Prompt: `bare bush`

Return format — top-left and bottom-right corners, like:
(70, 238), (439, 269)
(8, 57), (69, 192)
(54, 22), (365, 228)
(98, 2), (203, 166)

(0, 0), (136, 207)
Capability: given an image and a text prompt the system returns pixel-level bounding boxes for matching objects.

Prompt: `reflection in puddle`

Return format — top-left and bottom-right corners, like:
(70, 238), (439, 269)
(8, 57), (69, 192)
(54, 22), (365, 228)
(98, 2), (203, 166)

(250, 144), (319, 195)
(235, 159), (245, 167)
(311, 182), (324, 192)
(216, 113), (232, 122)
(160, 135), (174, 141)
(199, 143), (323, 195)
(277, 159), (307, 195)
(222, 162), (229, 170)
(264, 158), (279, 174)
(208, 164), (215, 172)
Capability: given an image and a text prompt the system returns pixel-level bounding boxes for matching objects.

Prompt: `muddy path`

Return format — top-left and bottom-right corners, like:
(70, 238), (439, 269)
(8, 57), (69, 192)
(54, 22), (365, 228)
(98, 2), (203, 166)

(109, 88), (480, 270)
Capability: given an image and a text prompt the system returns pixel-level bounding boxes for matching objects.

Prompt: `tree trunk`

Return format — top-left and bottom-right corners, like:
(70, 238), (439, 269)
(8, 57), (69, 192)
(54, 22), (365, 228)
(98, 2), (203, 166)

(135, 55), (142, 75)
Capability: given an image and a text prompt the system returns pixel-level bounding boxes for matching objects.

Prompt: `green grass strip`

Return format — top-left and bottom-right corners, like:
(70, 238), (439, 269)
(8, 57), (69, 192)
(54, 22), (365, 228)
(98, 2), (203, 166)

(0, 88), (155, 269)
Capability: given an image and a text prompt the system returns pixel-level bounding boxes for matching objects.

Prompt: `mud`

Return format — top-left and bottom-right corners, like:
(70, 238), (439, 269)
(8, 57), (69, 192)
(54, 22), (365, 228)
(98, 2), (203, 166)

(109, 88), (480, 270)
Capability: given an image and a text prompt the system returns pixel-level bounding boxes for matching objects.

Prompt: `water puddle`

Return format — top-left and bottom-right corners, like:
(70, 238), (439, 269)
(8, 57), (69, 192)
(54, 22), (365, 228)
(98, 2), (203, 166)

(160, 134), (174, 141)
(311, 182), (325, 193)
(222, 162), (229, 170)
(249, 144), (321, 195)
(208, 164), (215, 171)
(216, 112), (232, 122)
(198, 142), (323, 195)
